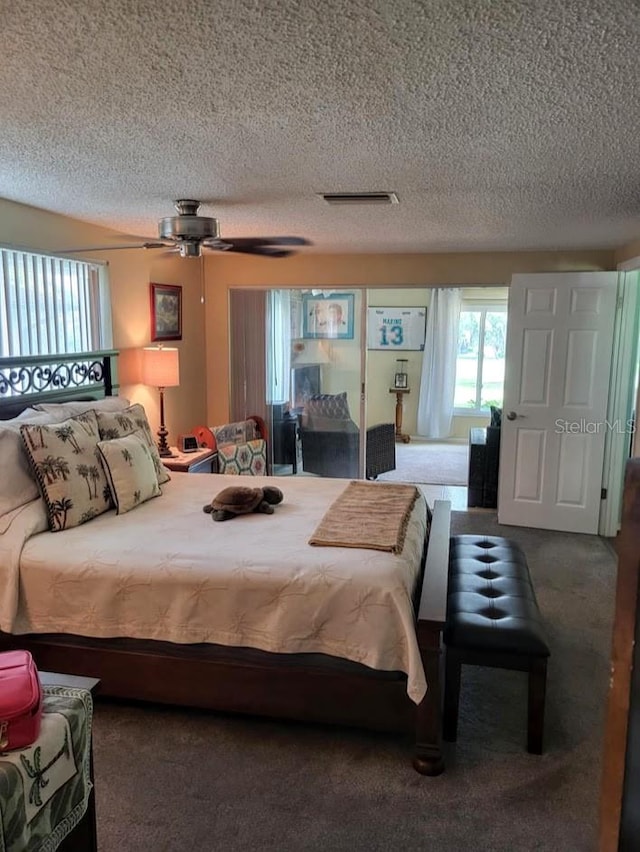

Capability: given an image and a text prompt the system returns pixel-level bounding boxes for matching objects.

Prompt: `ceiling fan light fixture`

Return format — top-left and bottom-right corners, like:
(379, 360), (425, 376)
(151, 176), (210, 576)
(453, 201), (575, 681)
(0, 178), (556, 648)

(54, 200), (308, 259)
(177, 240), (202, 258)
(158, 199), (221, 243)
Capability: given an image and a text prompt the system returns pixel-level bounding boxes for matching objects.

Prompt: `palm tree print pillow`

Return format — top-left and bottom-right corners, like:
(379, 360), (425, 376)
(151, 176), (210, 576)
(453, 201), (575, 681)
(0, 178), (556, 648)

(97, 430), (161, 514)
(20, 411), (112, 531)
(95, 404), (170, 485)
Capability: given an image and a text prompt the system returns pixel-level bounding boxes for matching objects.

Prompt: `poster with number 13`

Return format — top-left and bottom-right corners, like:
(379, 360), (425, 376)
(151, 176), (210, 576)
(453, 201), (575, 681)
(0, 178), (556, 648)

(367, 307), (427, 350)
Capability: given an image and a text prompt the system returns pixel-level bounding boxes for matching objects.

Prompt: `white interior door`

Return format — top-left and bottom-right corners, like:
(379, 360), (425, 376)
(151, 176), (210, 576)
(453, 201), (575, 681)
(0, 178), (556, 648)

(498, 272), (618, 533)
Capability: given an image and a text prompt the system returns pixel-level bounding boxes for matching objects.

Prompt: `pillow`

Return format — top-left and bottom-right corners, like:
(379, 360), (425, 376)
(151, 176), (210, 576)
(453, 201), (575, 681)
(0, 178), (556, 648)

(0, 410), (59, 533)
(33, 397), (131, 418)
(95, 403), (171, 485)
(97, 430), (161, 514)
(217, 438), (268, 475)
(211, 419), (258, 447)
(20, 410), (112, 532)
(305, 392), (351, 421)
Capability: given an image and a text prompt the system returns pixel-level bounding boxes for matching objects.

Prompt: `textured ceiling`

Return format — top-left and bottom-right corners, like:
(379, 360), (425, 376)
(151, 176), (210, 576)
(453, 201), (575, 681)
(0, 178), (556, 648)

(1, 0), (639, 253)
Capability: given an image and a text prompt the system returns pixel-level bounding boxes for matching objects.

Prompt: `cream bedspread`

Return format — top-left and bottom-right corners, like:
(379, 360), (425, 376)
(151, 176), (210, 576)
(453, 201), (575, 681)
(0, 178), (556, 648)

(0, 474), (429, 702)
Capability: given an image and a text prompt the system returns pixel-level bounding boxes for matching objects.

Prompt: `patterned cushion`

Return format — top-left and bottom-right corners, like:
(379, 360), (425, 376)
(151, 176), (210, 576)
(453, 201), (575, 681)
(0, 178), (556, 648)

(20, 411), (111, 531)
(97, 430), (161, 514)
(95, 404), (170, 485)
(305, 392), (351, 421)
(211, 420), (258, 447)
(217, 439), (267, 475)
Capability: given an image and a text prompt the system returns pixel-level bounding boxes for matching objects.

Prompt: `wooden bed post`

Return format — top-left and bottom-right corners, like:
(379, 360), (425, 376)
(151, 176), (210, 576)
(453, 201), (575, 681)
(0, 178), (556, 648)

(413, 499), (451, 775)
(414, 621), (445, 775)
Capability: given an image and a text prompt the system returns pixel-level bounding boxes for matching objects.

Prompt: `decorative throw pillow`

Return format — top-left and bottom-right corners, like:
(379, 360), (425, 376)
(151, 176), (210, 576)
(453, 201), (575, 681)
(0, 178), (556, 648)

(217, 439), (268, 475)
(97, 430), (161, 514)
(211, 419), (258, 447)
(95, 404), (170, 485)
(20, 410), (112, 531)
(305, 392), (351, 421)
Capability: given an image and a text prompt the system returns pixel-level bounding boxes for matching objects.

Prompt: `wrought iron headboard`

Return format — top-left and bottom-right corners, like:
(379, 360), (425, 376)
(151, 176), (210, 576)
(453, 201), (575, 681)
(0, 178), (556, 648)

(0, 350), (119, 419)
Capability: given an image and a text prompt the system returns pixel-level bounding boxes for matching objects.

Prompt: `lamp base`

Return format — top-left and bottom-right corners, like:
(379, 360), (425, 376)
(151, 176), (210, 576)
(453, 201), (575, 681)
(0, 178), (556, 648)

(158, 446), (178, 459)
(156, 416), (176, 458)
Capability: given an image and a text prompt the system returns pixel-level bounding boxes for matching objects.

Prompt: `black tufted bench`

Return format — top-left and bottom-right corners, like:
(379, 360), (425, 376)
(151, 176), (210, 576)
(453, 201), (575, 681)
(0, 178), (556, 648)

(443, 535), (550, 754)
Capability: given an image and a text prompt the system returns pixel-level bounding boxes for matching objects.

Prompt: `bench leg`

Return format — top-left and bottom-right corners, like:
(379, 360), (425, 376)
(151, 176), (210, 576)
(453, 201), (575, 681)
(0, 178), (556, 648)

(527, 657), (547, 754)
(443, 648), (461, 742)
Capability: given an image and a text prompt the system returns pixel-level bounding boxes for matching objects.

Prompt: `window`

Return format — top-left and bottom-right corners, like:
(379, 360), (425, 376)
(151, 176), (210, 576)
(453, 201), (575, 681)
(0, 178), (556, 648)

(0, 247), (112, 357)
(454, 303), (507, 413)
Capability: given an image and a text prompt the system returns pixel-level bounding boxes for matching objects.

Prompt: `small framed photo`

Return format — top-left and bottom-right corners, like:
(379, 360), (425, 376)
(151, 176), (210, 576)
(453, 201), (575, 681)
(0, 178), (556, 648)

(150, 283), (182, 341)
(303, 293), (354, 339)
(394, 372), (408, 389)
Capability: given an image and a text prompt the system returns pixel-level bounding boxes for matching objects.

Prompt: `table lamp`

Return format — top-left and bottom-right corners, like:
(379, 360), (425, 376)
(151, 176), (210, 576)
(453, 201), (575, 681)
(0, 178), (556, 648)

(141, 345), (180, 458)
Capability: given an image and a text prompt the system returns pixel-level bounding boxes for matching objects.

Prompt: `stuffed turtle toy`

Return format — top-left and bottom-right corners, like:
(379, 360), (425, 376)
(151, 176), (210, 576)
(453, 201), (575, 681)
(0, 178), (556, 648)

(203, 485), (284, 522)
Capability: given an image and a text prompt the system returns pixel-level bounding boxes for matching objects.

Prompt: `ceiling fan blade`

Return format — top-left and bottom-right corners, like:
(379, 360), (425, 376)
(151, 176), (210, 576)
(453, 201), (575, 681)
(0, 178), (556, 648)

(221, 237), (311, 248)
(55, 242), (171, 254)
(219, 245), (295, 258)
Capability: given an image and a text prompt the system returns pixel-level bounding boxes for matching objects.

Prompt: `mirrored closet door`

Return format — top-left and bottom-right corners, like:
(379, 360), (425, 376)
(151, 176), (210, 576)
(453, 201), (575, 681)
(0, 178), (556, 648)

(229, 288), (365, 478)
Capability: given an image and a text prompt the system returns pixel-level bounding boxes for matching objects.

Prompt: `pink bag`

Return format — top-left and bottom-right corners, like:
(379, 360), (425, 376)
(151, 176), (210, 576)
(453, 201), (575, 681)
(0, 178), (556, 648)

(0, 650), (43, 751)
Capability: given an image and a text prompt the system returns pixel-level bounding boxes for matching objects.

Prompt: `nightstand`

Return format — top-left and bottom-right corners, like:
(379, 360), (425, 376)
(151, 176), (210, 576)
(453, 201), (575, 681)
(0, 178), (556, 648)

(163, 447), (217, 473)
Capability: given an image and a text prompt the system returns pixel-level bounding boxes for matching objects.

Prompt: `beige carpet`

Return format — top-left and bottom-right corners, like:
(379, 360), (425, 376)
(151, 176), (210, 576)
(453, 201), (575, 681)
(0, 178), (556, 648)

(377, 439), (469, 486)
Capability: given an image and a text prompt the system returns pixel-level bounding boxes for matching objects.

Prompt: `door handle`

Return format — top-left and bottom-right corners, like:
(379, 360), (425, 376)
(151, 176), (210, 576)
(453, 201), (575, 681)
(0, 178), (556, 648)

(506, 411), (518, 420)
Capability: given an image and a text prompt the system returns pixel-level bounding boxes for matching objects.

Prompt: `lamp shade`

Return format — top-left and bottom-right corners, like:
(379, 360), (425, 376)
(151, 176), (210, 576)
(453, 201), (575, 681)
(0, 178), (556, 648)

(291, 339), (331, 366)
(141, 346), (180, 388)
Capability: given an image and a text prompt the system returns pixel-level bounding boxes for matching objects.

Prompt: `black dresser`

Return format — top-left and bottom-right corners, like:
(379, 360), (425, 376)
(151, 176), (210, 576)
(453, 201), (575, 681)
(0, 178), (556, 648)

(270, 407), (299, 472)
(467, 426), (501, 508)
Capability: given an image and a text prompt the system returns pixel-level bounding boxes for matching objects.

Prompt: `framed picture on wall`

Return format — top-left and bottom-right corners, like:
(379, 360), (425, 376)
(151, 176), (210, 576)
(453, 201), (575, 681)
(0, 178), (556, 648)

(303, 293), (354, 339)
(150, 283), (182, 341)
(367, 307), (426, 350)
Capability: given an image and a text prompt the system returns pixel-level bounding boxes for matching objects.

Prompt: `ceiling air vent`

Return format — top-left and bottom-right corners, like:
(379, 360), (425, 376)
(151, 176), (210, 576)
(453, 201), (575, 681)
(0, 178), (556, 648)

(319, 192), (399, 205)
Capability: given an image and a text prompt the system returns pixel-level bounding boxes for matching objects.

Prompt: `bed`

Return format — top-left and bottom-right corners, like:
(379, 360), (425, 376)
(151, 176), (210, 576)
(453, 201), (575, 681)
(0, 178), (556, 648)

(0, 350), (452, 775)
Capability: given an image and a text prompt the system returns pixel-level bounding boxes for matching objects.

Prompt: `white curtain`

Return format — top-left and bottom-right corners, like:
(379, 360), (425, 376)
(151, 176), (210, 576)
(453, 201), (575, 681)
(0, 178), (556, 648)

(417, 288), (462, 438)
(266, 289), (291, 403)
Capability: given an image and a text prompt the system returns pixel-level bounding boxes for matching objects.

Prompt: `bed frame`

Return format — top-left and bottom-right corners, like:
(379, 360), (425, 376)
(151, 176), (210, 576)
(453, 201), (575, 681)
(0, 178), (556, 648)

(0, 351), (452, 775)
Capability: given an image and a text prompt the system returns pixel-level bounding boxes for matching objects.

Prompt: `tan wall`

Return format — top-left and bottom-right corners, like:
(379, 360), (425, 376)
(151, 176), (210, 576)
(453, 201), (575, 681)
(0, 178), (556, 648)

(0, 198), (207, 443)
(615, 238), (640, 266)
(204, 250), (614, 426)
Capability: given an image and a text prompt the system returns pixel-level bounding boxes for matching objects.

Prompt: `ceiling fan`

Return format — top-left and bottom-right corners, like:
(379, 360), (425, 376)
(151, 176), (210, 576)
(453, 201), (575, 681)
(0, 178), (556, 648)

(58, 199), (310, 258)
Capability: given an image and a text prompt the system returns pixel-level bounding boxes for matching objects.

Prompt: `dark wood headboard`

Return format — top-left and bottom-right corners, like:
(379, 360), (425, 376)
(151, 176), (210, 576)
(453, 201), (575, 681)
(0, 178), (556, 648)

(0, 350), (119, 420)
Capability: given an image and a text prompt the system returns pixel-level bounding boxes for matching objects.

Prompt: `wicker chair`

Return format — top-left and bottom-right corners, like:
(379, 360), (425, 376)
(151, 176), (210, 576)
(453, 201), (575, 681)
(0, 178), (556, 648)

(299, 393), (395, 479)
